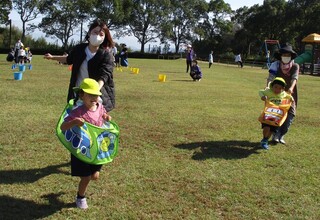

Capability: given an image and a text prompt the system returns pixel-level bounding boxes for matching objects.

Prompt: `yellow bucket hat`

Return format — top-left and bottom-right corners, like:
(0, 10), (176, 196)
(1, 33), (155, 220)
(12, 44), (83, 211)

(73, 78), (102, 96)
(271, 77), (286, 87)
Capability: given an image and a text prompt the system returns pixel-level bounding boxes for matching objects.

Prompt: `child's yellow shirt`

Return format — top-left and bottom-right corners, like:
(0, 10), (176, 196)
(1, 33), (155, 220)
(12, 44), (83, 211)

(259, 89), (293, 105)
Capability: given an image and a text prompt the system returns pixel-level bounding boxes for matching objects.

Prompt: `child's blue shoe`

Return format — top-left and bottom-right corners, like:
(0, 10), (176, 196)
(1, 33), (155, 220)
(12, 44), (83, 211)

(260, 138), (269, 150)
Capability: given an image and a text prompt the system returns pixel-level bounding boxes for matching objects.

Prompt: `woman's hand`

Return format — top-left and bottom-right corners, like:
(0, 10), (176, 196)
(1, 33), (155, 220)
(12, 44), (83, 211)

(43, 54), (67, 63)
(287, 88), (293, 94)
(43, 53), (53, 60)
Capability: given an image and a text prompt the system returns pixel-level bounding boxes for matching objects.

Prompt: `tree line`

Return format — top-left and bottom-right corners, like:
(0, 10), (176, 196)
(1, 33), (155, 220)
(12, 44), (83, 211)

(0, 0), (320, 59)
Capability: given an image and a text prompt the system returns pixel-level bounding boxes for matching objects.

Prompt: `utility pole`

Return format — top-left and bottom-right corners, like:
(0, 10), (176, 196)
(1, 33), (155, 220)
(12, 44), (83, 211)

(80, 22), (83, 42)
(9, 19), (12, 48)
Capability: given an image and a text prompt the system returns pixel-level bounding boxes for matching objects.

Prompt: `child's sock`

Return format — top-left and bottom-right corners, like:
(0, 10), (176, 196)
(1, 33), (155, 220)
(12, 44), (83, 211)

(77, 193), (85, 199)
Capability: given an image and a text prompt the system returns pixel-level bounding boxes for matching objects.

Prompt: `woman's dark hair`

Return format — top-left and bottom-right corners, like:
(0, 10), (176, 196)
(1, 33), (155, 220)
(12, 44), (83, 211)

(85, 19), (114, 48)
(73, 89), (84, 104)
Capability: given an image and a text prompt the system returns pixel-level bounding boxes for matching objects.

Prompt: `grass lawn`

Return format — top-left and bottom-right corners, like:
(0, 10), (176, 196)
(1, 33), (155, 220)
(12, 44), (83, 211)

(0, 55), (319, 219)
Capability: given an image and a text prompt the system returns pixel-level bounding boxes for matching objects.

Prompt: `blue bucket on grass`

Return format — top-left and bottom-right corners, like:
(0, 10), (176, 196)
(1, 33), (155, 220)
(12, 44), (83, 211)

(28, 64), (32, 70)
(19, 65), (26, 72)
(11, 64), (16, 69)
(14, 72), (23, 80)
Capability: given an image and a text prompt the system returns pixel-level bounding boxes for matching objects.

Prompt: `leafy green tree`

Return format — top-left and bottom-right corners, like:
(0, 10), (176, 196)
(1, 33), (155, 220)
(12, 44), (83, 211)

(92, 0), (129, 30)
(0, 0), (12, 48)
(1, 26), (22, 48)
(193, 0), (232, 57)
(160, 0), (207, 53)
(232, 1), (288, 57)
(125, 0), (169, 53)
(0, 0), (12, 24)
(12, 0), (42, 42)
(243, 1), (287, 41)
(286, 0), (320, 50)
(198, 0), (232, 40)
(231, 5), (260, 56)
(0, 24), (56, 49)
(38, 0), (95, 50)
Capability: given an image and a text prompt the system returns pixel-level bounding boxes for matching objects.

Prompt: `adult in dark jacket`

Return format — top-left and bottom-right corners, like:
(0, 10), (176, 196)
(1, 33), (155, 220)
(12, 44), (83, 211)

(44, 19), (116, 209)
(119, 43), (128, 67)
(44, 19), (115, 112)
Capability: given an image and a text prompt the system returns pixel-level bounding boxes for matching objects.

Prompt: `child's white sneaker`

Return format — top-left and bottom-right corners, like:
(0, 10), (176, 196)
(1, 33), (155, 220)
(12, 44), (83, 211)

(76, 197), (88, 209)
(279, 136), (286, 144)
(272, 134), (280, 143)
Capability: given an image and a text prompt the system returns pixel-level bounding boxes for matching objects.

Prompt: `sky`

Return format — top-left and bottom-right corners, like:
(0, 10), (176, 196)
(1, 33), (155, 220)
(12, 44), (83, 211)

(224, 0), (264, 10)
(8, 0), (264, 50)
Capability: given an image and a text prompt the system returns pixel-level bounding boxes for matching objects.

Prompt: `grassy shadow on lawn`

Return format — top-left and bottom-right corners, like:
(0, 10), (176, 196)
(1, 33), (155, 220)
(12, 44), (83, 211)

(0, 162), (69, 184)
(0, 193), (74, 220)
(175, 140), (261, 160)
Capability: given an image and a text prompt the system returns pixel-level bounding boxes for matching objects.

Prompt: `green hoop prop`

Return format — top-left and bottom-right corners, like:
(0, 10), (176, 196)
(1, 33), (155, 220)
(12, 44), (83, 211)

(56, 100), (119, 165)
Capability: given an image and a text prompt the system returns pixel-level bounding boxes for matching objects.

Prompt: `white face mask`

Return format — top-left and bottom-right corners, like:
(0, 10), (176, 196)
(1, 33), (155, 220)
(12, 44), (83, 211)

(281, 56), (291, 64)
(89, 34), (104, 47)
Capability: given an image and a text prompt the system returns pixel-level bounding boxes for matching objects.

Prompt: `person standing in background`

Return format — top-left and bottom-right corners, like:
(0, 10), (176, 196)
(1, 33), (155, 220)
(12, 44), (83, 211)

(209, 51), (213, 68)
(186, 44), (194, 73)
(111, 45), (118, 66)
(120, 43), (128, 67)
(18, 46), (26, 64)
(14, 39), (23, 64)
(235, 53), (243, 68)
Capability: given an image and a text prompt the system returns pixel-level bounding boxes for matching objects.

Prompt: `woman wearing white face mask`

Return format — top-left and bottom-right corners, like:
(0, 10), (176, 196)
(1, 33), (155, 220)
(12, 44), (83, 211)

(266, 44), (299, 145)
(44, 19), (115, 112)
(44, 19), (115, 209)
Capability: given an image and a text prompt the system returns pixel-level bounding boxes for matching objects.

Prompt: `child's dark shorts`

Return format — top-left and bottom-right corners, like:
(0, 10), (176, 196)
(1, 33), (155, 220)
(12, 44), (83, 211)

(261, 123), (278, 133)
(71, 154), (102, 177)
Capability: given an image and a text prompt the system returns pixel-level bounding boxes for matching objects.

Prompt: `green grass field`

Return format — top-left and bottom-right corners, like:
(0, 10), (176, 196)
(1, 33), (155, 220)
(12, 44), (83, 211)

(0, 55), (319, 219)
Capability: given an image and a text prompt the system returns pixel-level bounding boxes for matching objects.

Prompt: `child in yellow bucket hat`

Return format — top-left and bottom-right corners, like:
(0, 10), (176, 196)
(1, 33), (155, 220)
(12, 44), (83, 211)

(60, 78), (112, 209)
(73, 78), (102, 96)
(258, 77), (294, 150)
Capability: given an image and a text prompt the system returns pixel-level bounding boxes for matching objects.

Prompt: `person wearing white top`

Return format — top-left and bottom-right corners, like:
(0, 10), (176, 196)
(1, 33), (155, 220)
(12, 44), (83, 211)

(14, 39), (24, 63)
(235, 53), (243, 68)
(18, 47), (26, 64)
(209, 51), (213, 68)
